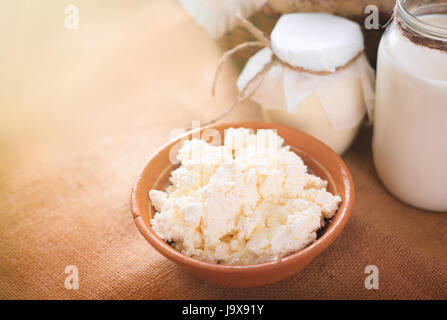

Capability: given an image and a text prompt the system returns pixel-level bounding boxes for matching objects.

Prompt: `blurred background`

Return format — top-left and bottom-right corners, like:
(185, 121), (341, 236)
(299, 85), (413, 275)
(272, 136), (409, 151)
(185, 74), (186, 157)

(0, 0), (394, 184)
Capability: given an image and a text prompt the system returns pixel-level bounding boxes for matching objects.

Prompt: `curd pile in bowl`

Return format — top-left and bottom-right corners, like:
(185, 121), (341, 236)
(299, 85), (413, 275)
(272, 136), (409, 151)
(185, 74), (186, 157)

(149, 128), (341, 265)
(131, 122), (354, 287)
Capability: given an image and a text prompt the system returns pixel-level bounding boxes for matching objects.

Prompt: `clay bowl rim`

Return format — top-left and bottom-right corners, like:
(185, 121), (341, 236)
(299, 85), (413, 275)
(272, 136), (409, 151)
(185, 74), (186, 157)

(131, 121), (354, 273)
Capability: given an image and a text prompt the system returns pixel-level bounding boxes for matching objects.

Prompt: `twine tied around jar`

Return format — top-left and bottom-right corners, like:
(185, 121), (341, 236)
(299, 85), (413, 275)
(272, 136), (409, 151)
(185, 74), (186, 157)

(203, 14), (364, 127)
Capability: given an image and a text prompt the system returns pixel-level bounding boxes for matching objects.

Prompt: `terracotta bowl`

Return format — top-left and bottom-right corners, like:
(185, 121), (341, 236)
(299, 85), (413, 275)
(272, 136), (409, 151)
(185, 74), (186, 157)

(131, 122), (354, 287)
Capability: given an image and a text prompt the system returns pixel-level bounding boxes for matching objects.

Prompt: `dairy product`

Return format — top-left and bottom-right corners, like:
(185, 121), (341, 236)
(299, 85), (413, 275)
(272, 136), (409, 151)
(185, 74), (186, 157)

(236, 13), (375, 155)
(149, 128), (341, 265)
(238, 49), (374, 155)
(259, 59), (370, 155)
(373, 14), (447, 211)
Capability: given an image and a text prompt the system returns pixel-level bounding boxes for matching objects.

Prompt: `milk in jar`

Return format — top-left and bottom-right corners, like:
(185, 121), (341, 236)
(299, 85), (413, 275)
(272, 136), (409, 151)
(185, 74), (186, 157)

(373, 0), (447, 211)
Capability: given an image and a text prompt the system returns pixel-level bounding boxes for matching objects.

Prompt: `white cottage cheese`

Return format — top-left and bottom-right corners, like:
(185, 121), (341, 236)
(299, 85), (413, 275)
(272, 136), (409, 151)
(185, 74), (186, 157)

(150, 128), (341, 265)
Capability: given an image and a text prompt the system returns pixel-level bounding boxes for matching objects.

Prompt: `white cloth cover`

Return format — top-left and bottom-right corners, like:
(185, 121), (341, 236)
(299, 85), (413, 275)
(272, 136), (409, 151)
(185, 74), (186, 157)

(177, 0), (267, 39)
(270, 13), (365, 72)
(237, 48), (375, 129)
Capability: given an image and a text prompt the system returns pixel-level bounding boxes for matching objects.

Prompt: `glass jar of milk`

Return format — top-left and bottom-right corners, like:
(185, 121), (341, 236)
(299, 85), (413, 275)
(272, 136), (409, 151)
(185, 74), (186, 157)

(373, 0), (447, 211)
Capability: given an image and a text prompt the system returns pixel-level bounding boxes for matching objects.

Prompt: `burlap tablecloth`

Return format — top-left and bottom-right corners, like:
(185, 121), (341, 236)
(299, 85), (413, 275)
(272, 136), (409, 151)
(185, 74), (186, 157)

(1, 0), (446, 299)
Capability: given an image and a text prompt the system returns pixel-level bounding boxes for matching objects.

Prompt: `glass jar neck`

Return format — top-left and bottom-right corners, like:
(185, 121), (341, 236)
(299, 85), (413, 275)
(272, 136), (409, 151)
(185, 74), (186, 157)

(396, 0), (447, 42)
